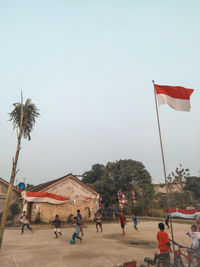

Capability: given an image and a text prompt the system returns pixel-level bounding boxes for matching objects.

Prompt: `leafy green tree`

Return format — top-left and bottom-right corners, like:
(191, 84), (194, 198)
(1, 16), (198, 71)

(82, 164), (106, 184)
(167, 164), (190, 207)
(184, 176), (200, 202)
(82, 159), (154, 212)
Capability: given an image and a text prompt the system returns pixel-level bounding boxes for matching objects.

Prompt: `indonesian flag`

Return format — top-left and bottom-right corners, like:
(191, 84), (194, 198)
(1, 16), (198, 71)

(21, 191), (70, 204)
(164, 208), (199, 220)
(155, 84), (194, 112)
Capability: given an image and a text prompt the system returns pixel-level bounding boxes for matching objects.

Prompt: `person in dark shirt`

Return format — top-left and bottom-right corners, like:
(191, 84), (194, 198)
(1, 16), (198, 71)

(77, 209), (84, 236)
(52, 215), (62, 238)
(119, 212), (126, 235)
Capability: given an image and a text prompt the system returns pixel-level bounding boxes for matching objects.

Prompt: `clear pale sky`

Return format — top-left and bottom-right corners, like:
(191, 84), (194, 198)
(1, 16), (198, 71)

(0, 1), (199, 186)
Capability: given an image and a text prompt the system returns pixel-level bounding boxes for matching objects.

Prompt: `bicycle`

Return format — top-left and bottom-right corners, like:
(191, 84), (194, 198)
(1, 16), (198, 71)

(140, 253), (173, 267)
(170, 239), (200, 267)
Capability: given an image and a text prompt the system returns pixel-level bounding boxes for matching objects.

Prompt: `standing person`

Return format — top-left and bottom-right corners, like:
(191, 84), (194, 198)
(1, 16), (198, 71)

(132, 214), (139, 232)
(119, 212), (126, 235)
(77, 209), (84, 236)
(52, 215), (62, 238)
(95, 210), (103, 233)
(154, 223), (171, 265)
(194, 207), (200, 226)
(165, 214), (169, 229)
(186, 224), (200, 250)
(70, 217), (82, 244)
(20, 211), (33, 234)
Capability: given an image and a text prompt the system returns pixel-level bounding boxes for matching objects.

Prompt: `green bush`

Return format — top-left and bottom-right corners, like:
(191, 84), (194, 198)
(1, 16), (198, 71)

(149, 208), (165, 217)
(67, 213), (74, 223)
(9, 203), (20, 216)
(34, 212), (41, 223)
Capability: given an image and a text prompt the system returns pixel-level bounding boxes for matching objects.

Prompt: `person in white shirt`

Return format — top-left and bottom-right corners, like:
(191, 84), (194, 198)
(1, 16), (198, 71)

(186, 225), (200, 250)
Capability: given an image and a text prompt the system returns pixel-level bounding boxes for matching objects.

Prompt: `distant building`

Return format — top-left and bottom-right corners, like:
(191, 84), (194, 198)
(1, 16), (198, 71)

(154, 183), (183, 194)
(0, 177), (21, 213)
(23, 174), (99, 222)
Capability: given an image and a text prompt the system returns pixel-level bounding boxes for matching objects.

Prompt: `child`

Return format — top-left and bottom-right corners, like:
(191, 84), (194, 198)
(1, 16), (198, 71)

(119, 212), (126, 235)
(186, 225), (200, 250)
(132, 214), (139, 232)
(154, 223), (171, 264)
(165, 214), (169, 229)
(77, 209), (84, 236)
(20, 211), (33, 234)
(52, 215), (62, 238)
(71, 217), (82, 244)
(95, 210), (103, 233)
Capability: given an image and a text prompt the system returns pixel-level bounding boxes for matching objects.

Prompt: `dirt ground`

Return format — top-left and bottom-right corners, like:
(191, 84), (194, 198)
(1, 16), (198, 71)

(0, 220), (193, 267)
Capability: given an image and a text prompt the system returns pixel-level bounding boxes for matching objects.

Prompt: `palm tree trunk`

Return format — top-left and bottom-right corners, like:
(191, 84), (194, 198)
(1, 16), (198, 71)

(0, 93), (23, 249)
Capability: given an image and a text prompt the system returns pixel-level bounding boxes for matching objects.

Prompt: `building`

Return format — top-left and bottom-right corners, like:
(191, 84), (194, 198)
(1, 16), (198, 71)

(23, 174), (100, 222)
(154, 183), (183, 195)
(0, 177), (21, 213)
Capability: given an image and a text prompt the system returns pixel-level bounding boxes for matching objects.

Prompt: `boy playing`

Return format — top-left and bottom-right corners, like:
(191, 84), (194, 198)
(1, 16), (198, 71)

(154, 223), (171, 264)
(52, 215), (62, 238)
(119, 212), (126, 235)
(132, 214), (139, 232)
(186, 224), (200, 250)
(71, 217), (82, 243)
(95, 210), (103, 233)
(77, 209), (84, 236)
(20, 211), (33, 234)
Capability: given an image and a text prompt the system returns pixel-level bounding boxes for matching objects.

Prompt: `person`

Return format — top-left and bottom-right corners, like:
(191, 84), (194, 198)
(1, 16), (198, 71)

(71, 217), (82, 244)
(194, 207), (200, 226)
(52, 215), (62, 238)
(186, 225), (200, 250)
(132, 214), (139, 232)
(119, 212), (126, 235)
(165, 214), (169, 229)
(20, 211), (33, 234)
(154, 223), (171, 265)
(95, 210), (103, 233)
(77, 209), (84, 236)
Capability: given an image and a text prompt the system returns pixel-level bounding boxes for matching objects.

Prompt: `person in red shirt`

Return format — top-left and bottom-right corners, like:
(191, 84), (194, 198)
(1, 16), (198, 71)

(119, 212), (126, 235)
(154, 223), (171, 264)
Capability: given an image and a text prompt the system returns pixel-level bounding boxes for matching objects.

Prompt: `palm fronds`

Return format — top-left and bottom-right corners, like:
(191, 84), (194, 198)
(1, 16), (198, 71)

(9, 99), (40, 140)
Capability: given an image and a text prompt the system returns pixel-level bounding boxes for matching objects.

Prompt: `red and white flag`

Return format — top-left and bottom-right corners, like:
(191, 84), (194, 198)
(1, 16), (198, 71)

(155, 84), (194, 112)
(132, 189), (136, 203)
(21, 191), (70, 204)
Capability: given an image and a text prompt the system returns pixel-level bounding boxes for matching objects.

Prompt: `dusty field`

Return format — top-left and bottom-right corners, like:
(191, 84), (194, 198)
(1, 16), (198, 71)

(0, 220), (193, 267)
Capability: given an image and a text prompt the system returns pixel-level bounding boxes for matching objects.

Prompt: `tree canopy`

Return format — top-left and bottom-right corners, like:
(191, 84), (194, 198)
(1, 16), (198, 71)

(82, 159), (154, 212)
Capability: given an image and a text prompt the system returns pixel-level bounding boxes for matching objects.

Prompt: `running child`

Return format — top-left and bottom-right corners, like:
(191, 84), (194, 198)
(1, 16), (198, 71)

(119, 212), (126, 235)
(132, 214), (139, 232)
(95, 210), (103, 233)
(20, 211), (33, 234)
(52, 215), (62, 238)
(77, 209), (84, 236)
(71, 216), (82, 244)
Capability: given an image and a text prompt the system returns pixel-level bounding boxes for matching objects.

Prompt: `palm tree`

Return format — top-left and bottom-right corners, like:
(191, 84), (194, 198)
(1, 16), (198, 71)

(0, 94), (40, 249)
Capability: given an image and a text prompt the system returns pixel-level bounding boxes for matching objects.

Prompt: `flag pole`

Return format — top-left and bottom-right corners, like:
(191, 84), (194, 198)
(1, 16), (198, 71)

(152, 80), (175, 254)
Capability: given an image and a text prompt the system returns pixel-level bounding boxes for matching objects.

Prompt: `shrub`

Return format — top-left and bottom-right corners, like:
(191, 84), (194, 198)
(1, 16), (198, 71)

(9, 203), (20, 216)
(34, 212), (41, 223)
(67, 213), (74, 223)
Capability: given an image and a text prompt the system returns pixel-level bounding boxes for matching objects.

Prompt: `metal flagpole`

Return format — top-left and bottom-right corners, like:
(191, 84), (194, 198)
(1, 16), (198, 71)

(152, 80), (175, 255)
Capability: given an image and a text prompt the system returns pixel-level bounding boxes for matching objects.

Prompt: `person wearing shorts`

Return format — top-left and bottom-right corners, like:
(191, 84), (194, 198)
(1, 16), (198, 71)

(119, 212), (126, 235)
(77, 209), (84, 236)
(52, 215), (62, 238)
(95, 210), (103, 233)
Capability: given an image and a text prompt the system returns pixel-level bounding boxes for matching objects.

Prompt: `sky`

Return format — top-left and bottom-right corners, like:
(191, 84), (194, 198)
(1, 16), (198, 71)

(0, 0), (200, 186)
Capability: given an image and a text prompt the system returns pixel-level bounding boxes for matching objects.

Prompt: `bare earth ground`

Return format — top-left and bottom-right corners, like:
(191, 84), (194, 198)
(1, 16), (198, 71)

(0, 221), (192, 267)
